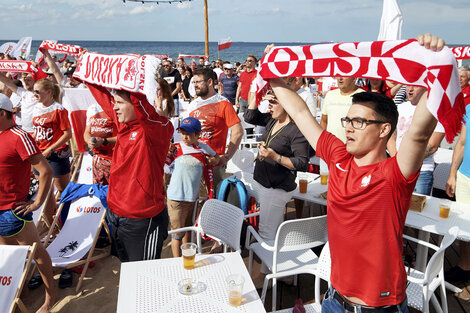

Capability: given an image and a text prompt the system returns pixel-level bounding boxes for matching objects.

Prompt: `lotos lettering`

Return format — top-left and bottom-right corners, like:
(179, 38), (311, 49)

(0, 276), (12, 286)
(76, 206), (101, 214)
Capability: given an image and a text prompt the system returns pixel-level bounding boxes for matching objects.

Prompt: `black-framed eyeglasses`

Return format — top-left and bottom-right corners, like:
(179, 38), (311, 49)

(340, 117), (387, 130)
(33, 90), (42, 95)
(246, 59), (255, 63)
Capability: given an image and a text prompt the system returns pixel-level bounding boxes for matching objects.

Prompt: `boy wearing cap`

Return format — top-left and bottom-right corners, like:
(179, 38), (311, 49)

(0, 94), (55, 313)
(166, 117), (219, 257)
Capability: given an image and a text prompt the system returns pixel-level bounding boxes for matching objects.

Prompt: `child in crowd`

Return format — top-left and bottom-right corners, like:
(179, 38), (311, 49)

(166, 117), (219, 257)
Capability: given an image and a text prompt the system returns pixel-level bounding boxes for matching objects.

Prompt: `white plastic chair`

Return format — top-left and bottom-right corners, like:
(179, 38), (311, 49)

(271, 242), (331, 313)
(168, 199), (245, 253)
(1, 243), (37, 313)
(246, 215), (328, 311)
(226, 149), (256, 174)
(432, 162), (451, 192)
(404, 226), (459, 313)
(44, 195), (111, 292)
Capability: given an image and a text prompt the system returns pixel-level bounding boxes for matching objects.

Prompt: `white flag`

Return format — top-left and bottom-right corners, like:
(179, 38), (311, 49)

(378, 0), (403, 40)
(10, 37), (32, 59)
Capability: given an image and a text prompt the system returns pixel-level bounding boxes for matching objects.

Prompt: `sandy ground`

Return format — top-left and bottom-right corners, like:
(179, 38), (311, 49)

(18, 203), (470, 313)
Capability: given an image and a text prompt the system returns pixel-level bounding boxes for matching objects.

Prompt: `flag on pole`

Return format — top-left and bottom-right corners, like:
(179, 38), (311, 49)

(377, 0), (403, 40)
(10, 37), (32, 59)
(218, 37), (232, 51)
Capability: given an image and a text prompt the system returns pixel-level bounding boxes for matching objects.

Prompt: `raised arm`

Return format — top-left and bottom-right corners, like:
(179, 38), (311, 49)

(43, 50), (64, 86)
(270, 78), (324, 151)
(0, 72), (18, 93)
(396, 34), (445, 179)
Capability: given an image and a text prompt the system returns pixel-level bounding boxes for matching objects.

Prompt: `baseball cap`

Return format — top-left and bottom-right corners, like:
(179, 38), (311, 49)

(178, 117), (201, 133)
(224, 64), (234, 69)
(204, 61), (210, 66)
(0, 94), (13, 112)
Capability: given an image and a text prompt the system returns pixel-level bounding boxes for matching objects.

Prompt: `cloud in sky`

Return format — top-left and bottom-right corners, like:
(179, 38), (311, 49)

(0, 0), (468, 44)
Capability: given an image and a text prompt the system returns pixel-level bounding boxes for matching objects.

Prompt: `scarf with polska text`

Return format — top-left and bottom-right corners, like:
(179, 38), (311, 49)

(73, 52), (161, 106)
(38, 40), (84, 55)
(166, 142), (214, 199)
(254, 39), (466, 143)
(0, 60), (36, 73)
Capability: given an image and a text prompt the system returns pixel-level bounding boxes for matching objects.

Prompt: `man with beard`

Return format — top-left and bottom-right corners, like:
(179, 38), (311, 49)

(187, 67), (243, 192)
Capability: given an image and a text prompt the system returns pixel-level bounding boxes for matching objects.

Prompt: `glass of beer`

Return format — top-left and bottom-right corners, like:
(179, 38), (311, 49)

(439, 202), (451, 218)
(298, 173), (308, 193)
(181, 243), (197, 270)
(226, 274), (244, 306)
(319, 159), (329, 185)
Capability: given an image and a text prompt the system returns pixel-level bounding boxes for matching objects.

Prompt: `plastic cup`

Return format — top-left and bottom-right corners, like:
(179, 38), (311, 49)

(439, 202), (451, 218)
(319, 159), (329, 185)
(299, 178), (308, 193)
(320, 174), (328, 185)
(181, 243), (197, 270)
(226, 274), (244, 306)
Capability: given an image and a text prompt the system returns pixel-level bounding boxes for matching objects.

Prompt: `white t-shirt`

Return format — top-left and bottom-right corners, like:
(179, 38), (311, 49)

(213, 68), (223, 79)
(321, 88), (364, 143)
(10, 93), (22, 126)
(396, 100), (445, 171)
(297, 88), (316, 117)
(15, 87), (38, 133)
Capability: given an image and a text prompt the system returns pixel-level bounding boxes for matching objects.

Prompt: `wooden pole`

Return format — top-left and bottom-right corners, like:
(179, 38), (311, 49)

(204, 0), (209, 59)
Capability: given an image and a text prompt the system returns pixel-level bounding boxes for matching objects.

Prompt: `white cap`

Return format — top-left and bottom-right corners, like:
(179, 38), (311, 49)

(204, 61), (210, 66)
(0, 94), (13, 112)
(224, 64), (234, 69)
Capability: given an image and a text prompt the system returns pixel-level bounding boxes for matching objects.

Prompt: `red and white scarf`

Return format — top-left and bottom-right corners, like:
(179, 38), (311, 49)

(255, 39), (466, 142)
(73, 52), (161, 105)
(38, 40), (84, 55)
(167, 142), (214, 199)
(0, 60), (36, 73)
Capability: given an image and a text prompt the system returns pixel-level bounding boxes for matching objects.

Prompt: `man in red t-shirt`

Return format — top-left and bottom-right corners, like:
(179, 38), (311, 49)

(0, 94), (55, 313)
(235, 54), (258, 113)
(267, 34), (445, 312)
(459, 66), (470, 104)
(188, 67), (243, 192)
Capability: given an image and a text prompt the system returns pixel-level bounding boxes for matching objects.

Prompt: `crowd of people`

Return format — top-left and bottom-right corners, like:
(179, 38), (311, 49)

(1, 33), (470, 313)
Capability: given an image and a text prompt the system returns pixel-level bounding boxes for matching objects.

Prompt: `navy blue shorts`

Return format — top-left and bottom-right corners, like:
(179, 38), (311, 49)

(0, 210), (33, 237)
(33, 149), (71, 178)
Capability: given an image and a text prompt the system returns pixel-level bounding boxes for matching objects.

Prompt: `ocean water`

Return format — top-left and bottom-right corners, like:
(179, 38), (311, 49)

(2, 40), (318, 64)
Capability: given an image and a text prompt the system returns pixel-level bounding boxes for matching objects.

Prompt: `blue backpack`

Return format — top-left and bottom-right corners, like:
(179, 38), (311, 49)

(217, 177), (249, 215)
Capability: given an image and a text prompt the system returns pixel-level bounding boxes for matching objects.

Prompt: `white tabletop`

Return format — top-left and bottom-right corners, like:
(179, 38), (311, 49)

(117, 252), (266, 313)
(292, 173), (327, 206)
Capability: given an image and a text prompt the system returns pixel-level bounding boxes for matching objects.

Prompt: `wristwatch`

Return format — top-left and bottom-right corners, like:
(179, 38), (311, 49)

(277, 154), (282, 163)
(103, 138), (109, 146)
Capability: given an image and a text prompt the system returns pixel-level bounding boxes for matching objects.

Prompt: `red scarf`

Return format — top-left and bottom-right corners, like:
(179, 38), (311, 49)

(38, 40), (84, 55)
(255, 39), (465, 143)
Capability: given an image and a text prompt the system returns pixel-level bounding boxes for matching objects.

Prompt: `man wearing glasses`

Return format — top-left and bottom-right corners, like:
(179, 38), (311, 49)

(268, 33), (445, 313)
(219, 64), (239, 106)
(161, 59), (182, 116)
(187, 67), (243, 193)
(235, 54), (258, 113)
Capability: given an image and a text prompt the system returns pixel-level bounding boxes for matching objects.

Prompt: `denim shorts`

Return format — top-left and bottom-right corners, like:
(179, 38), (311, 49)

(33, 149), (71, 178)
(0, 209), (33, 237)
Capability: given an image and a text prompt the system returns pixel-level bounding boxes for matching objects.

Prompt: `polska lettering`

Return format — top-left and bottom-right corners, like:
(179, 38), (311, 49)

(0, 60), (34, 73)
(0, 276), (12, 286)
(76, 206), (101, 213)
(83, 54), (129, 86)
(451, 46), (470, 60)
(39, 40), (83, 55)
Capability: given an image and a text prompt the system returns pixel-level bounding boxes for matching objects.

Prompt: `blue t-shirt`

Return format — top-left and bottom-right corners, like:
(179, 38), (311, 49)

(167, 142), (216, 202)
(220, 74), (239, 104)
(460, 104), (470, 178)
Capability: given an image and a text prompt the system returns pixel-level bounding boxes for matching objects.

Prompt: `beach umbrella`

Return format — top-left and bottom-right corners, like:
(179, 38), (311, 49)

(378, 0), (403, 40)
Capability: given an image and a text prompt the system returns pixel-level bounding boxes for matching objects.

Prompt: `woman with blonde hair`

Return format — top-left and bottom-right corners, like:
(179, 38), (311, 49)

(32, 79), (72, 225)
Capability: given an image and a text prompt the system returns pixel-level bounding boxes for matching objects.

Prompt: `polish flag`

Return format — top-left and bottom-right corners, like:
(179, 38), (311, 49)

(218, 37), (232, 51)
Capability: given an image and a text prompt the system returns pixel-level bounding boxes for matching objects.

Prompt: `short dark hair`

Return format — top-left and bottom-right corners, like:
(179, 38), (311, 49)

(247, 54), (257, 62)
(351, 92), (398, 138)
(193, 67), (216, 82)
(0, 109), (13, 120)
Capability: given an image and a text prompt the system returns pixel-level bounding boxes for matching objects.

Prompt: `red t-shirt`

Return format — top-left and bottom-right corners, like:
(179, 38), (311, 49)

(189, 94), (240, 155)
(316, 131), (419, 307)
(86, 104), (116, 160)
(238, 69), (257, 100)
(0, 126), (40, 210)
(32, 102), (71, 152)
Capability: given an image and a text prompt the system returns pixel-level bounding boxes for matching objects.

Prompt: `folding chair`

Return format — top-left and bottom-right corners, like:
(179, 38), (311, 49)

(168, 199), (245, 253)
(44, 195), (111, 292)
(1, 243), (37, 313)
(226, 149), (256, 174)
(75, 152), (94, 184)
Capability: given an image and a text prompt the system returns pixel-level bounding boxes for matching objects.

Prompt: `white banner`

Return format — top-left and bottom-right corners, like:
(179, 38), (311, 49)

(10, 37), (32, 59)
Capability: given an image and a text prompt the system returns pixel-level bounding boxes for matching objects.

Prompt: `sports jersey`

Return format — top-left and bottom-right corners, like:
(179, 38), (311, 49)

(316, 131), (419, 307)
(0, 126), (40, 210)
(87, 84), (173, 219)
(86, 104), (116, 160)
(32, 102), (71, 152)
(188, 93), (240, 155)
(238, 69), (257, 100)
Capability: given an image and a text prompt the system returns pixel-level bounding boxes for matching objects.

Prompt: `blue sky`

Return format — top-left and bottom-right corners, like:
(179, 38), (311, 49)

(0, 0), (468, 44)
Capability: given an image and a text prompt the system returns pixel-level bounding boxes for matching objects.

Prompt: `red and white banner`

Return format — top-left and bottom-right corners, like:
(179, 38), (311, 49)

(255, 39), (465, 142)
(178, 54), (208, 59)
(0, 60), (36, 73)
(218, 37), (232, 51)
(62, 88), (98, 153)
(451, 46), (470, 60)
(38, 40), (84, 55)
(73, 52), (161, 105)
(10, 37), (32, 59)
(154, 54), (170, 59)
